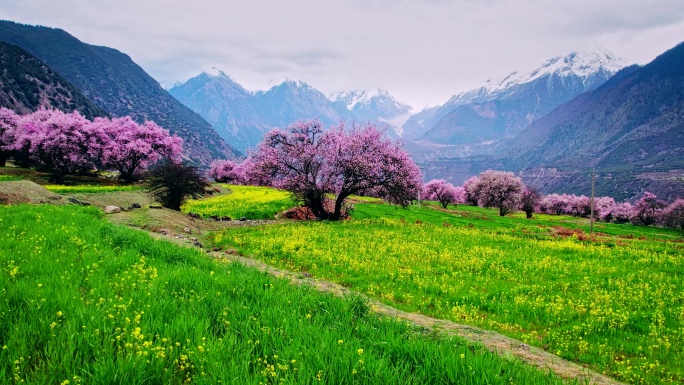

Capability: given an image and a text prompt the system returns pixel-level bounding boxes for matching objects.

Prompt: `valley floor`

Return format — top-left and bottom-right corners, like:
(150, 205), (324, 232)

(2, 176), (682, 384)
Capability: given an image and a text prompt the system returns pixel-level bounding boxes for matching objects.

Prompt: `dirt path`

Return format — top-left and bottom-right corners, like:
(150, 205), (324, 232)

(206, 250), (624, 385)
(87, 194), (625, 385)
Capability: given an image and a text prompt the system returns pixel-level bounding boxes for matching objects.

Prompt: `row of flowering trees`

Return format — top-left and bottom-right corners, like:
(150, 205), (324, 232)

(205, 120), (682, 228)
(0, 108), (182, 182)
(419, 172), (683, 229)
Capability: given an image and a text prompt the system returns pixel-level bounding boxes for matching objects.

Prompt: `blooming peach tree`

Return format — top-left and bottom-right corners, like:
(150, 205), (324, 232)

(98, 117), (182, 181)
(208, 160), (240, 183)
(247, 120), (422, 220)
(469, 170), (524, 216)
(423, 179), (462, 208)
(2, 109), (183, 182)
(11, 109), (107, 182)
(0, 107), (19, 167)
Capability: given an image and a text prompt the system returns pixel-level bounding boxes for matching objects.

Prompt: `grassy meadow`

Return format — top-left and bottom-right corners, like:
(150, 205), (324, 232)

(43, 184), (143, 194)
(182, 185), (297, 220)
(0, 204), (574, 384)
(211, 201), (684, 385)
(0, 175), (22, 182)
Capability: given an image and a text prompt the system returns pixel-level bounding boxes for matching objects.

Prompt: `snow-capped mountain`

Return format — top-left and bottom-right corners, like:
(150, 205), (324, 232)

(330, 89), (413, 120)
(402, 49), (627, 145)
(168, 68), (269, 151)
(169, 72), (356, 151)
(330, 89), (413, 136)
(446, 49), (627, 107)
(255, 79), (355, 129)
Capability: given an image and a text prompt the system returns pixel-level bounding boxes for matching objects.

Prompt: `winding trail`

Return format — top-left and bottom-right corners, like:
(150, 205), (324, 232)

(118, 206), (624, 385)
(208, 249), (626, 385)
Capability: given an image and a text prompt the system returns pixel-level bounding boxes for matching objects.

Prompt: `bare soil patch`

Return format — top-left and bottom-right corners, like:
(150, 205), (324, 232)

(0, 180), (64, 205)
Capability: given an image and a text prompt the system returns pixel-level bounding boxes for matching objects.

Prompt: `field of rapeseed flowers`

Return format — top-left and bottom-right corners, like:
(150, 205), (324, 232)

(182, 185), (297, 220)
(43, 184), (143, 194)
(213, 202), (684, 384)
(0, 204), (575, 384)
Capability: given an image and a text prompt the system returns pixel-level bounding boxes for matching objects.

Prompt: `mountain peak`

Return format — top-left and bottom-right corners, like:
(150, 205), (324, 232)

(447, 49), (627, 106)
(536, 49), (627, 79)
(203, 67), (237, 82)
(330, 88), (410, 111)
(170, 69), (247, 94)
(280, 78), (310, 89)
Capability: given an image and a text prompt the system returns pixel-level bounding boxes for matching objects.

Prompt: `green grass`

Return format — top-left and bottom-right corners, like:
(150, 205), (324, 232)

(0, 175), (21, 182)
(182, 185), (298, 220)
(354, 202), (682, 241)
(212, 202), (684, 385)
(0, 204), (572, 384)
(43, 184), (143, 194)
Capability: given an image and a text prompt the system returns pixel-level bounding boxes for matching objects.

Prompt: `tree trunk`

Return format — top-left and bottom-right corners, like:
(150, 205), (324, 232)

(331, 194), (349, 221)
(309, 196), (328, 220)
(49, 172), (64, 184)
(122, 169), (135, 182)
(0, 153), (7, 167)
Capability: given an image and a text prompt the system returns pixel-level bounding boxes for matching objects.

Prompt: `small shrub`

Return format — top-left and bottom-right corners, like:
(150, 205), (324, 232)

(144, 160), (209, 211)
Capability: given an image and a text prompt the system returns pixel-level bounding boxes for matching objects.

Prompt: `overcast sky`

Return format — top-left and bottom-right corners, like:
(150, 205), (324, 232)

(1, 0), (683, 108)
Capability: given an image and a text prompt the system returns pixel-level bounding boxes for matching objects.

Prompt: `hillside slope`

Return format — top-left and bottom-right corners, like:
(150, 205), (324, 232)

(505, 42), (684, 199)
(170, 73), (359, 151)
(419, 43), (684, 200)
(0, 41), (105, 119)
(403, 50), (625, 147)
(0, 20), (240, 164)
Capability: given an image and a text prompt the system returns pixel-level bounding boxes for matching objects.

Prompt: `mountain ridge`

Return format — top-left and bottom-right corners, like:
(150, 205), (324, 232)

(0, 41), (106, 119)
(0, 20), (240, 165)
(421, 42), (684, 201)
(402, 49), (627, 145)
(169, 71), (411, 149)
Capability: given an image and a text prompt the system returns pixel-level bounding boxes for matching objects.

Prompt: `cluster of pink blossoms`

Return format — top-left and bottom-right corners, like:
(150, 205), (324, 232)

(0, 108), (182, 182)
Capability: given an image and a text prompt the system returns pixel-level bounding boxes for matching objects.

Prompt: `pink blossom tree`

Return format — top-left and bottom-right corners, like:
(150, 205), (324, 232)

(12, 109), (107, 182)
(0, 108), (19, 167)
(453, 186), (466, 204)
(610, 202), (634, 224)
(540, 194), (571, 215)
(208, 160), (240, 183)
(631, 192), (667, 226)
(236, 156), (269, 186)
(248, 120), (422, 220)
(568, 195), (592, 217)
(659, 199), (684, 230)
(520, 188), (541, 219)
(463, 176), (480, 206)
(99, 117), (183, 181)
(470, 170), (524, 216)
(423, 179), (460, 208)
(595, 196), (617, 222)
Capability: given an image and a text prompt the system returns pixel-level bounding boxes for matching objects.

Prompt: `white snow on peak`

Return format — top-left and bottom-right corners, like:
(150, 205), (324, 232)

(281, 78), (309, 89)
(378, 113), (413, 136)
(203, 67), (237, 83)
(447, 49), (628, 105)
(159, 80), (182, 90)
(330, 89), (397, 110)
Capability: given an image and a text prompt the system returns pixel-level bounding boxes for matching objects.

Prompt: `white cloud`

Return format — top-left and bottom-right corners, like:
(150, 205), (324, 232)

(1, 0), (683, 107)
